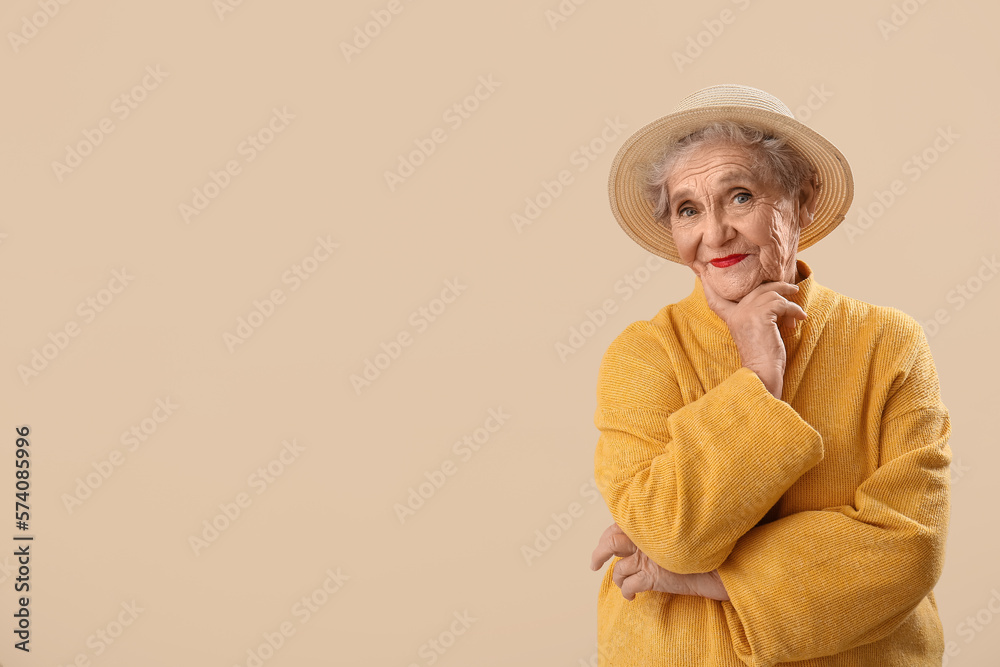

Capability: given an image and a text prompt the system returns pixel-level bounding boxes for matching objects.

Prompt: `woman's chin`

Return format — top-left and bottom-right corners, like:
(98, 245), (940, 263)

(703, 276), (754, 302)
(720, 286), (753, 302)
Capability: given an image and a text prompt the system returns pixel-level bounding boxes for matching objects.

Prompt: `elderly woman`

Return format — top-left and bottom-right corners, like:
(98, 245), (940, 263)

(589, 85), (951, 666)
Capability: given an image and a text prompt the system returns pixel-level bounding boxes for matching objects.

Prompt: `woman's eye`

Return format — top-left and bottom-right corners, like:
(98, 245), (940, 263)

(734, 192), (751, 204)
(679, 206), (696, 217)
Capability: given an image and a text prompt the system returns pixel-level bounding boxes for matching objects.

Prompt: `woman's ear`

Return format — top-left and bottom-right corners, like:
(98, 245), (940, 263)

(797, 176), (820, 230)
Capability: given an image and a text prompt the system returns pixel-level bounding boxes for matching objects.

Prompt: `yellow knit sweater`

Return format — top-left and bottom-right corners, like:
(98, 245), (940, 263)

(593, 259), (951, 666)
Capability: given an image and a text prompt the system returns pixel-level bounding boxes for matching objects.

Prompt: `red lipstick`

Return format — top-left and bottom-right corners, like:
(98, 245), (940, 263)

(709, 254), (748, 268)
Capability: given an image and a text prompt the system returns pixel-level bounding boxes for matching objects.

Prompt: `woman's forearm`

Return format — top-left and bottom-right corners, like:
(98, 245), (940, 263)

(596, 359), (823, 574)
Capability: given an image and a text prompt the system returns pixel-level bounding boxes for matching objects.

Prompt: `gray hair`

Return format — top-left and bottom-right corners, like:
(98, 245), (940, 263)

(642, 120), (819, 222)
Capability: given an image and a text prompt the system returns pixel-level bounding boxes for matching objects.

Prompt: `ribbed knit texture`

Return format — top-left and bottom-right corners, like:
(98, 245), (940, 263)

(593, 259), (951, 666)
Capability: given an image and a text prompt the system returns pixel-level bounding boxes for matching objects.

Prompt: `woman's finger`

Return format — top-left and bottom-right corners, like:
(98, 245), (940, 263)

(738, 281), (797, 309)
(611, 552), (638, 589)
(613, 553), (655, 601)
(590, 525), (618, 570)
(750, 290), (806, 322)
(748, 280), (799, 299)
(619, 570), (655, 601)
(590, 523), (636, 570)
(773, 299), (807, 321)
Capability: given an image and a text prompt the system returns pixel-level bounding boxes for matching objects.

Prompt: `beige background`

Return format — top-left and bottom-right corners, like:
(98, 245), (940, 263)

(1, 0), (997, 665)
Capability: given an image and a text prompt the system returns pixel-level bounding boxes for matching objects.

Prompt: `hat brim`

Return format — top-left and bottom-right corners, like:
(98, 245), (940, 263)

(608, 106), (854, 263)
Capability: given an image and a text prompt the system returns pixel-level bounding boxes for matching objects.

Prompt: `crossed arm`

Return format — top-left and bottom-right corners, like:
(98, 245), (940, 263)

(590, 321), (951, 664)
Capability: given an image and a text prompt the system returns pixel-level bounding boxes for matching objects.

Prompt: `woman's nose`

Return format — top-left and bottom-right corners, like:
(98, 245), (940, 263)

(703, 208), (736, 248)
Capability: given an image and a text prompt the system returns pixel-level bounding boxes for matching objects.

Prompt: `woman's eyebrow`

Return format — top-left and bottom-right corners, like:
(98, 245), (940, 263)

(670, 170), (757, 204)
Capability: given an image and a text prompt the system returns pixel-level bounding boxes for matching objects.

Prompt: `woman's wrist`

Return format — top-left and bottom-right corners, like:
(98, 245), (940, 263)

(651, 567), (729, 601)
(744, 364), (782, 400)
(704, 570), (730, 601)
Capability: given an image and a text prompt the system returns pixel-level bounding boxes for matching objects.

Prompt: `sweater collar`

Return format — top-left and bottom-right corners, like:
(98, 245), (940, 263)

(677, 258), (819, 344)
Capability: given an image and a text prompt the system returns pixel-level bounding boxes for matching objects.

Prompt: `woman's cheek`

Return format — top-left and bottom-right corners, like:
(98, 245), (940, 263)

(767, 216), (796, 271)
(780, 229), (799, 269)
(675, 236), (699, 273)
(757, 249), (781, 281)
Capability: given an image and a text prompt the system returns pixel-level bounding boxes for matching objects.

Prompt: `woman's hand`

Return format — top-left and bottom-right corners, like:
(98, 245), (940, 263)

(701, 278), (806, 400)
(590, 523), (729, 601)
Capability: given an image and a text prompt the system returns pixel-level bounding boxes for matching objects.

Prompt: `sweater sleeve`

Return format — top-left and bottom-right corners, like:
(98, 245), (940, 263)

(715, 323), (952, 666)
(593, 321), (824, 575)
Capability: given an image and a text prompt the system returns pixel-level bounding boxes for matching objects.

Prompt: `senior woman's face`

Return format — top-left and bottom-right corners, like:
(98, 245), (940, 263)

(665, 142), (813, 302)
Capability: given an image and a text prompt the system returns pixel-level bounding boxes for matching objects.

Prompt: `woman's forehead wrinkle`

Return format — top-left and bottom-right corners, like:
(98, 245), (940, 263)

(670, 166), (760, 202)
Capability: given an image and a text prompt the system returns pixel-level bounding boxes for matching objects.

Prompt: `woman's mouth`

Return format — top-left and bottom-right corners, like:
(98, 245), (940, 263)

(709, 254), (748, 268)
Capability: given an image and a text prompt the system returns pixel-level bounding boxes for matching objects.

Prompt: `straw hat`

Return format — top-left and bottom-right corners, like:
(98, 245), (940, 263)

(607, 84), (854, 263)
